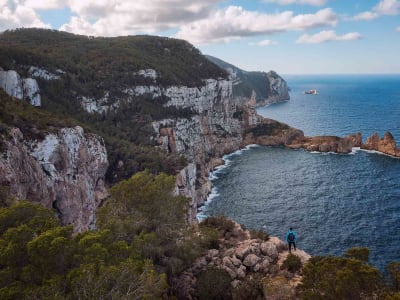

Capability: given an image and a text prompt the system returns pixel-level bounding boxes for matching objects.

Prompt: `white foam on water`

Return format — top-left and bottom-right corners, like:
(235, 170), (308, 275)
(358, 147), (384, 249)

(198, 144), (260, 221)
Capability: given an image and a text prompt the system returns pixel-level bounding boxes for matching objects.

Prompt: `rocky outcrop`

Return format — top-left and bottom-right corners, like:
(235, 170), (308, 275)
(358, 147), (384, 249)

(0, 67), (41, 106)
(362, 132), (400, 157)
(0, 126), (108, 232)
(287, 135), (354, 153)
(171, 222), (310, 299)
(28, 66), (63, 80)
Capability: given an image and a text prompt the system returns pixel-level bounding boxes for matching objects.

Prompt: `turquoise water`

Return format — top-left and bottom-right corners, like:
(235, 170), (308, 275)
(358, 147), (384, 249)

(198, 75), (400, 271)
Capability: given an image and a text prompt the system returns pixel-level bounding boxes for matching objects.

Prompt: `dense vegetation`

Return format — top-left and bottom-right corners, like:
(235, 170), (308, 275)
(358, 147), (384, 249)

(0, 28), (217, 181)
(298, 247), (400, 299)
(0, 28), (227, 89)
(0, 171), (223, 299)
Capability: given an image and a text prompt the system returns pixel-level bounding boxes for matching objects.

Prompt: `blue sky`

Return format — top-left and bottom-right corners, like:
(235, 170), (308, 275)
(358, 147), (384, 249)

(1, 0), (399, 74)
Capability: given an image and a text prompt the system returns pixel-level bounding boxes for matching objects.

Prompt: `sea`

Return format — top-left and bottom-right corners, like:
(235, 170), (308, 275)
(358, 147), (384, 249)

(197, 74), (400, 272)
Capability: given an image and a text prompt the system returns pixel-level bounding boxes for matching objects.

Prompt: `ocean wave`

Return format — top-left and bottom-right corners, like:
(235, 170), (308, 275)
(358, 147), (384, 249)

(197, 186), (220, 221)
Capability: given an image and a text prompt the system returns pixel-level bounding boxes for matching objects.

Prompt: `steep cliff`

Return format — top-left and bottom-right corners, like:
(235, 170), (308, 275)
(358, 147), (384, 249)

(205, 55), (290, 107)
(0, 90), (108, 232)
(0, 125), (108, 232)
(151, 79), (299, 221)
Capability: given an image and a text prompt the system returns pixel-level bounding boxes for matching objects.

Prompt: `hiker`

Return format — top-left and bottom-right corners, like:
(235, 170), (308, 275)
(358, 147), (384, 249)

(286, 227), (297, 252)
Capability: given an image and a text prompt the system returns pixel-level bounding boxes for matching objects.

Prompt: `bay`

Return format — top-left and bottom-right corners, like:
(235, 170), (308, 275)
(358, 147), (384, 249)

(198, 75), (400, 271)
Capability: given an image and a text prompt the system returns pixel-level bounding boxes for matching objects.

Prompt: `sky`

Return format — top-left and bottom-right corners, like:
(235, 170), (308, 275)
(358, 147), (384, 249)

(0, 0), (399, 74)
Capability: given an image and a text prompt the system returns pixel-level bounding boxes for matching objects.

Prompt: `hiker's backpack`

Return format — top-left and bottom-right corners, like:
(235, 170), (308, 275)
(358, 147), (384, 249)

(288, 232), (295, 242)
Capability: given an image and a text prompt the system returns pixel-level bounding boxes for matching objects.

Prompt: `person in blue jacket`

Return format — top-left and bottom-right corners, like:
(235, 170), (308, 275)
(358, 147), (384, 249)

(286, 227), (297, 253)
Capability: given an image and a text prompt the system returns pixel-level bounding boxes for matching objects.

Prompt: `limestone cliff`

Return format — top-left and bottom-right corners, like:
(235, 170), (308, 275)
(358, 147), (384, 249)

(0, 67), (41, 106)
(205, 55), (290, 107)
(151, 78), (299, 222)
(0, 126), (108, 232)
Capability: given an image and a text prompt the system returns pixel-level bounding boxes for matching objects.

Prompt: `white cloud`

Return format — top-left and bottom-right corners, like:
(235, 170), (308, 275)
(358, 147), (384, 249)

(249, 39), (278, 46)
(25, 0), (67, 10)
(263, 0), (327, 6)
(397, 26), (400, 31)
(59, 0), (221, 36)
(374, 0), (400, 15)
(176, 7), (337, 45)
(0, 0), (50, 31)
(296, 30), (362, 44)
(353, 0), (399, 21)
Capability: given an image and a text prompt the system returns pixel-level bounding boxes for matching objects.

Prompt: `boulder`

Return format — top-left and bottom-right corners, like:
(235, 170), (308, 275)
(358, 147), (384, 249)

(243, 254), (261, 268)
(261, 241), (279, 260)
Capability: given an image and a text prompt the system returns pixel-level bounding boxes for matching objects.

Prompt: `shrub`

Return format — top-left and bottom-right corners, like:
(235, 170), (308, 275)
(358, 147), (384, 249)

(200, 215), (236, 237)
(195, 267), (232, 300)
(299, 255), (382, 299)
(387, 262), (400, 291)
(344, 247), (370, 263)
(249, 228), (269, 241)
(281, 254), (302, 273)
(233, 273), (264, 300)
(263, 275), (296, 300)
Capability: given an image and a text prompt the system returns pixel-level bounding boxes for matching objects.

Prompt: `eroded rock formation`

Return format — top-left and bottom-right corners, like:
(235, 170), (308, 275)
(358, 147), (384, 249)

(362, 131), (400, 157)
(0, 126), (109, 232)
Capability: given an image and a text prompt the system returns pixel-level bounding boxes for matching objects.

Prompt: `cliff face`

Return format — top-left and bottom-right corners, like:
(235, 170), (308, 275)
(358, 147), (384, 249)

(151, 78), (298, 222)
(205, 55), (290, 108)
(0, 67), (41, 106)
(0, 126), (108, 232)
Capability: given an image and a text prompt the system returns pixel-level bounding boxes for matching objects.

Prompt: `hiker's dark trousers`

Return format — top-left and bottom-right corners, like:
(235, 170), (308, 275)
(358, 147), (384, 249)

(288, 241), (296, 252)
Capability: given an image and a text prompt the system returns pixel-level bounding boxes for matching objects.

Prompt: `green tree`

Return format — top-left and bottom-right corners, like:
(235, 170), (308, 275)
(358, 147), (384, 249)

(299, 255), (382, 300)
(344, 247), (370, 263)
(387, 262), (400, 291)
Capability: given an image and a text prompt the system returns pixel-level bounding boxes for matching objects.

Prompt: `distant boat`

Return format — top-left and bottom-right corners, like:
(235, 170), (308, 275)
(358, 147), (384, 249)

(305, 89), (318, 95)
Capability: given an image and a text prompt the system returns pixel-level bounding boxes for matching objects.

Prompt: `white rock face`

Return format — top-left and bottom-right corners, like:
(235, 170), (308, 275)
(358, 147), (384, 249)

(80, 92), (116, 114)
(82, 79), (232, 114)
(28, 66), (61, 80)
(0, 70), (23, 99)
(0, 68), (41, 106)
(22, 78), (41, 106)
(151, 78), (244, 221)
(135, 69), (157, 80)
(0, 126), (109, 232)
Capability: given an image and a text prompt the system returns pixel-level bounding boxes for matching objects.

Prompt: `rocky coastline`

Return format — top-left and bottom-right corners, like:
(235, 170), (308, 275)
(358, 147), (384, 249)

(1, 62), (400, 232)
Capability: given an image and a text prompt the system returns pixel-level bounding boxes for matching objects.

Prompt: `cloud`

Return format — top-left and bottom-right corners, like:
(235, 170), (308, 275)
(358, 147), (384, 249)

(262, 0), (327, 6)
(25, 0), (67, 10)
(353, 0), (399, 21)
(59, 0), (221, 36)
(249, 39), (278, 46)
(397, 26), (400, 31)
(296, 30), (362, 44)
(176, 6), (337, 45)
(0, 0), (50, 31)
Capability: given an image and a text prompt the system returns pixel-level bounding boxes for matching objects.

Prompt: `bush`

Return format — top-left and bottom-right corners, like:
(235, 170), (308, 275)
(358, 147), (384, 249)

(249, 228), (269, 241)
(233, 273), (264, 300)
(200, 215), (236, 237)
(344, 247), (370, 263)
(195, 267), (232, 300)
(299, 255), (382, 299)
(387, 262), (400, 291)
(281, 254), (302, 273)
